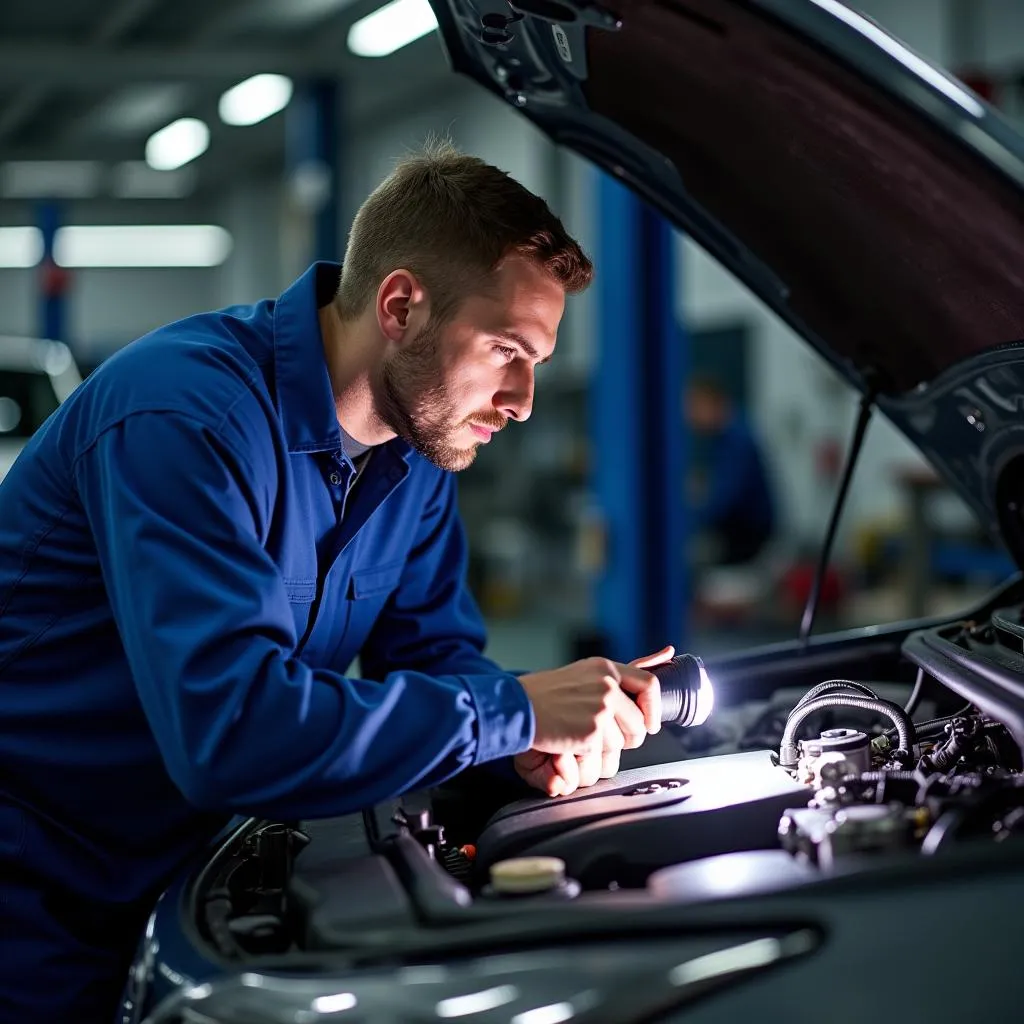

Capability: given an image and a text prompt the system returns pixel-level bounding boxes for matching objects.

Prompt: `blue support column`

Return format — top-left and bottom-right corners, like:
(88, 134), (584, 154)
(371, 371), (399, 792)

(285, 80), (342, 263)
(37, 201), (68, 341)
(590, 172), (688, 661)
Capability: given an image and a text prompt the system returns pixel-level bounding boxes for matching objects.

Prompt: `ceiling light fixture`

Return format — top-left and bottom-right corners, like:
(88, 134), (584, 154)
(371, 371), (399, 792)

(218, 74), (294, 126)
(347, 0), (438, 58)
(0, 227), (44, 268)
(144, 118), (210, 171)
(53, 225), (232, 268)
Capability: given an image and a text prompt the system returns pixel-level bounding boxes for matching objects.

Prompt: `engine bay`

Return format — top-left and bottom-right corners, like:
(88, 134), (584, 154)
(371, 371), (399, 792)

(462, 670), (1024, 895)
(186, 594), (1024, 964)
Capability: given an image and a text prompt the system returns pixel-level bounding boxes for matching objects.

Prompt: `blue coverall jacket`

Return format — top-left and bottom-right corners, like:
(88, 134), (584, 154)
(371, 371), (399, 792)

(0, 262), (535, 1021)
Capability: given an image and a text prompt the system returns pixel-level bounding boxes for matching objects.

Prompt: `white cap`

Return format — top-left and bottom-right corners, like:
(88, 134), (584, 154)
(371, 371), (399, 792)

(489, 856), (567, 894)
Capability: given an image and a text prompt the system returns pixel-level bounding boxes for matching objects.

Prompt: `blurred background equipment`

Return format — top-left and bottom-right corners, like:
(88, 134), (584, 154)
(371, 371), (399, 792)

(1, 0), (1022, 670)
(0, 336), (81, 482)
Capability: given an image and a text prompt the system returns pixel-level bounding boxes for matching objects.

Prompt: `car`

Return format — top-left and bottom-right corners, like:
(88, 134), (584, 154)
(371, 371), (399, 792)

(124, 1), (1024, 1021)
(0, 335), (81, 482)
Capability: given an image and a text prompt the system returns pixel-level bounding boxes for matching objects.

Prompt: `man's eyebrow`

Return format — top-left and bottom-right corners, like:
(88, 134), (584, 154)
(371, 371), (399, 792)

(499, 332), (551, 364)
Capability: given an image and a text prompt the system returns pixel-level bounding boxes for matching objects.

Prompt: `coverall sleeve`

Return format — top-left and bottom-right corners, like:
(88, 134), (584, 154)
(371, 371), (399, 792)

(73, 407), (535, 819)
(360, 470), (537, 770)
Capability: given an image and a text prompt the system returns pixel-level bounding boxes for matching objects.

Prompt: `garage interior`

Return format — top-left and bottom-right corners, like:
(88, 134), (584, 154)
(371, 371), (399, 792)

(1, 0), (1023, 670)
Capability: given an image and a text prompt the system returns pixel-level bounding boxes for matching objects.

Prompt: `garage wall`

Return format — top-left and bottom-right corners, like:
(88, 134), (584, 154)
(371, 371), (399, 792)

(217, 179), (287, 309)
(0, 267), (35, 338)
(855, 0), (952, 64)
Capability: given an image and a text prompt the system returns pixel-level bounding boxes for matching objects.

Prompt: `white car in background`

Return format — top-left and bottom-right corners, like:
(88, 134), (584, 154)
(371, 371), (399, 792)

(0, 336), (82, 480)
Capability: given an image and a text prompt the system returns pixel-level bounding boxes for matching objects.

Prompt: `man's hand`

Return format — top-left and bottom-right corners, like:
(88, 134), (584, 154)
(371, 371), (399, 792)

(515, 645), (675, 796)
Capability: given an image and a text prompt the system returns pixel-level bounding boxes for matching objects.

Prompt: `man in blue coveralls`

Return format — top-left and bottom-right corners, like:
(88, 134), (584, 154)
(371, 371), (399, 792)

(687, 376), (776, 565)
(0, 143), (670, 1021)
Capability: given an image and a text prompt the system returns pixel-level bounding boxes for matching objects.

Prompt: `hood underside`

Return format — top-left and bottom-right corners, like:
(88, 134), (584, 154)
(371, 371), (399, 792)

(432, 0), (1024, 562)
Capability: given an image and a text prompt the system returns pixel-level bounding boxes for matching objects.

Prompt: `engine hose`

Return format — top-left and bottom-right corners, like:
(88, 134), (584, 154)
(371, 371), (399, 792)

(794, 679), (881, 710)
(855, 770), (924, 803)
(920, 719), (980, 774)
(780, 695), (916, 769)
(926, 741), (965, 774)
(859, 771), (920, 783)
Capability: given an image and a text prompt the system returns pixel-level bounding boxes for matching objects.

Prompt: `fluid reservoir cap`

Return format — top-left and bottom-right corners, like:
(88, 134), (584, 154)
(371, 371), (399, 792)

(490, 856), (566, 894)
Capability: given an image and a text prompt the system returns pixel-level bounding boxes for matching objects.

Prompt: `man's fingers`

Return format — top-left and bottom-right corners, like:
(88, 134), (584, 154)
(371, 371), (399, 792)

(630, 644), (675, 669)
(612, 690), (646, 749)
(626, 646), (673, 732)
(614, 663), (662, 734)
(550, 751), (580, 797)
(600, 745), (621, 779)
(614, 663), (658, 694)
(575, 749), (601, 789)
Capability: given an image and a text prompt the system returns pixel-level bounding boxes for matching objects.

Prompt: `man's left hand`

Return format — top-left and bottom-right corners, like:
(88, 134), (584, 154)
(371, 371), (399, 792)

(515, 644), (675, 796)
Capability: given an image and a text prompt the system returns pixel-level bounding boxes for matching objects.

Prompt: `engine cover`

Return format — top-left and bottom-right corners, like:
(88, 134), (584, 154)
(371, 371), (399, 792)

(475, 750), (812, 888)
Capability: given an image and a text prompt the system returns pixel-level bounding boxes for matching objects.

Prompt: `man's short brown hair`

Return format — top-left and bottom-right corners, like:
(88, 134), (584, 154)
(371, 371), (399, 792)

(336, 139), (593, 323)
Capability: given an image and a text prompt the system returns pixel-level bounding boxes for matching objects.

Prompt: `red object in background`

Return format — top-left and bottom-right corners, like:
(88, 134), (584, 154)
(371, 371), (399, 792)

(815, 436), (843, 483)
(957, 69), (998, 105)
(780, 561), (844, 611)
(40, 258), (72, 298)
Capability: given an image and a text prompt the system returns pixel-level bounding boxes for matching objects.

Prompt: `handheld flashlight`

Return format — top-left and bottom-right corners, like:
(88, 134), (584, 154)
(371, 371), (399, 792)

(650, 653), (715, 727)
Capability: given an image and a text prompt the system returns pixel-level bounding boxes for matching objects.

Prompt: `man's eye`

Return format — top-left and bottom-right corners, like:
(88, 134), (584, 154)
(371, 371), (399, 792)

(494, 345), (517, 361)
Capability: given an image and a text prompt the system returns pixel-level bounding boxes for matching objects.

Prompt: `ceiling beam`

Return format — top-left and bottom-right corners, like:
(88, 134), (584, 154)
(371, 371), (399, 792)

(0, 0), (169, 146)
(0, 43), (348, 86)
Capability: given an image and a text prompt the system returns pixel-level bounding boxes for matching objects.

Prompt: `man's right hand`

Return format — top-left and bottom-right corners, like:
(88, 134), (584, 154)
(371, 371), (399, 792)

(518, 656), (660, 756)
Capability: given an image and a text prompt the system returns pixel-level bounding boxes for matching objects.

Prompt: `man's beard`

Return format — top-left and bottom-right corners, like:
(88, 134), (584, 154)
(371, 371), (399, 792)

(375, 319), (506, 472)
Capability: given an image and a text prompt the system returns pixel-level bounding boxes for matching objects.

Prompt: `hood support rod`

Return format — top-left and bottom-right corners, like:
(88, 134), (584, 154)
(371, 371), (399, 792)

(800, 379), (878, 645)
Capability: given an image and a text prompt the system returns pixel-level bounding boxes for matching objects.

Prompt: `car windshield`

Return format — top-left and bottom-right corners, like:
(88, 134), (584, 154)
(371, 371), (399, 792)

(0, 369), (59, 439)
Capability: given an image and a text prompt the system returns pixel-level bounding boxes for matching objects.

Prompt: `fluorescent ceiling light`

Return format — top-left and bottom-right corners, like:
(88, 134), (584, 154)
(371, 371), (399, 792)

(54, 225), (232, 268)
(0, 227), (43, 268)
(347, 0), (438, 57)
(219, 74), (294, 126)
(145, 118), (210, 171)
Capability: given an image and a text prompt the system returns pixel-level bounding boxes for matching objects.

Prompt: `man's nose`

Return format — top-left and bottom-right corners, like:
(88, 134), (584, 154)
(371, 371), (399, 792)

(498, 364), (535, 422)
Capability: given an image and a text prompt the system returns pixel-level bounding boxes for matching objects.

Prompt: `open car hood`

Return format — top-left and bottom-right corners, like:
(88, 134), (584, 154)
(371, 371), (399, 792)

(430, 0), (1024, 564)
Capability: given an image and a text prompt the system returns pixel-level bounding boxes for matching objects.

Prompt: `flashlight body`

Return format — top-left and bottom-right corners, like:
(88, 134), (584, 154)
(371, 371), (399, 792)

(649, 653), (714, 727)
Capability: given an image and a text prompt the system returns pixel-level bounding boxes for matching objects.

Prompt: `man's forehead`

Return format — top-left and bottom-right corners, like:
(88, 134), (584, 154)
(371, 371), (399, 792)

(462, 267), (562, 349)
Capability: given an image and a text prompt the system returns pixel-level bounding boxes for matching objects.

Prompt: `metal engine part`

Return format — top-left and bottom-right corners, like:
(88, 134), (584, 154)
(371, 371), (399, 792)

(779, 801), (911, 869)
(796, 728), (871, 788)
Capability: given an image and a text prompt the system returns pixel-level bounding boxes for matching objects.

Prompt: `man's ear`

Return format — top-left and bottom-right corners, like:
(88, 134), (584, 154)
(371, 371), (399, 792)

(376, 269), (429, 345)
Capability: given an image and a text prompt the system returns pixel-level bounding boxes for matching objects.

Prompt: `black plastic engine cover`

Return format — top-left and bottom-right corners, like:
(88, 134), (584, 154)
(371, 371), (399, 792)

(474, 751), (812, 888)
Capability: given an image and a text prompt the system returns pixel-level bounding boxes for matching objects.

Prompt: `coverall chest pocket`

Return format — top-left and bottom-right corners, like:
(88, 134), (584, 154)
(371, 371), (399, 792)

(342, 560), (405, 655)
(284, 578), (317, 638)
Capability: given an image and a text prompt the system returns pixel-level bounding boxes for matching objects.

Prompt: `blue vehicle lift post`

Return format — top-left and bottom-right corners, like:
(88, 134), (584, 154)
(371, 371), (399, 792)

(589, 171), (688, 661)
(37, 200), (68, 342)
(285, 79), (343, 262)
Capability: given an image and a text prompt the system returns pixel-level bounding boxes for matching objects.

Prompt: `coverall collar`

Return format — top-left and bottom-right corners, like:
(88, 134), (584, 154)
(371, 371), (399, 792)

(272, 261), (412, 462)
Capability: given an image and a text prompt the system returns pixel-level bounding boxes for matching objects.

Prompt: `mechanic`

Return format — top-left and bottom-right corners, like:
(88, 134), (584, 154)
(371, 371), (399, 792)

(686, 374), (776, 566)
(0, 142), (670, 1022)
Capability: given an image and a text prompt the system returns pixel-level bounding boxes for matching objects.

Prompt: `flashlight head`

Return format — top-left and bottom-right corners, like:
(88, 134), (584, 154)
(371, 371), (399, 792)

(652, 653), (715, 727)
